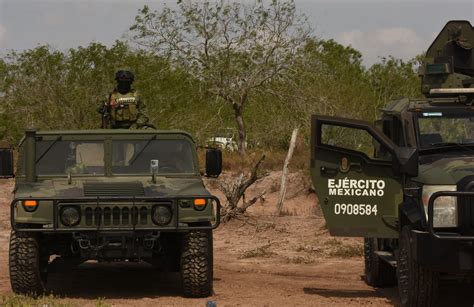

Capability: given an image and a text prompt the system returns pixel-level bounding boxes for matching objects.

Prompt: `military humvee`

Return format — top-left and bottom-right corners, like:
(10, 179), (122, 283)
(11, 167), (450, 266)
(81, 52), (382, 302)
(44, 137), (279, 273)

(0, 129), (222, 297)
(311, 20), (474, 306)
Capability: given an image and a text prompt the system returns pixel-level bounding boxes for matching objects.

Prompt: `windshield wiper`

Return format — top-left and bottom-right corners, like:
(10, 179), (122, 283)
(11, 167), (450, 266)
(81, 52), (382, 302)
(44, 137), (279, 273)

(35, 136), (62, 164)
(129, 135), (157, 166)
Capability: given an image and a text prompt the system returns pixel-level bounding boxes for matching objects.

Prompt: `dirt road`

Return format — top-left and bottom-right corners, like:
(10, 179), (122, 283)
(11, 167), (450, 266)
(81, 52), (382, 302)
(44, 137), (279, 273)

(0, 176), (473, 306)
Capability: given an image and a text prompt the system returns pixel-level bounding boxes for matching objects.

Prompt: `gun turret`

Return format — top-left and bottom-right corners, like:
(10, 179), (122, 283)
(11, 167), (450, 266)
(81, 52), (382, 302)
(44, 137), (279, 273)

(420, 20), (474, 98)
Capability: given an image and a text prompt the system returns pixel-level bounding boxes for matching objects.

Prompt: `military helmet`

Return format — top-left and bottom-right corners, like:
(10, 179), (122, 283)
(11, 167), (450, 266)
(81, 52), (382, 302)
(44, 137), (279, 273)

(115, 70), (134, 82)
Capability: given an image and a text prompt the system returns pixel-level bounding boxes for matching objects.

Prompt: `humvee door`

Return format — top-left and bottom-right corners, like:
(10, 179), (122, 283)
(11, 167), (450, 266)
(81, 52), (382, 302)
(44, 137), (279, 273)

(311, 115), (403, 238)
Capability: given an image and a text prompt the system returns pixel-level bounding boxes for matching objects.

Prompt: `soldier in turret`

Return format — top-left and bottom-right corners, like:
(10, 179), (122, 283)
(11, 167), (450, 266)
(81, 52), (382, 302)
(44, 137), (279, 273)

(98, 70), (151, 129)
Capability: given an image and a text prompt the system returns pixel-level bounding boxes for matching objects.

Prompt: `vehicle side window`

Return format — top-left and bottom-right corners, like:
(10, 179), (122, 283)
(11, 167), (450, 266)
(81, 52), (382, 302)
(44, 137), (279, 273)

(382, 119), (393, 139)
(321, 124), (392, 161)
(392, 117), (406, 147)
(381, 117), (405, 147)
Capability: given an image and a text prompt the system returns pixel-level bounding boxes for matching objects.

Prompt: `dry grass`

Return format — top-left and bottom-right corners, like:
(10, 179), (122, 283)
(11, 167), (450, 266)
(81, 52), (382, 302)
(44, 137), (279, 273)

(295, 244), (322, 254)
(292, 239), (363, 259)
(197, 146), (310, 172)
(0, 295), (109, 307)
(328, 245), (364, 258)
(240, 244), (276, 259)
(324, 238), (343, 247)
(254, 221), (277, 233)
(279, 208), (298, 216)
(284, 255), (315, 264)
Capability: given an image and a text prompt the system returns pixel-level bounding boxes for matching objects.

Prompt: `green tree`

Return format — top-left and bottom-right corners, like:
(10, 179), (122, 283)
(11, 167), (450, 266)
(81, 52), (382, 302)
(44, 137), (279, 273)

(0, 42), (211, 142)
(258, 38), (372, 146)
(129, 0), (312, 154)
(366, 56), (421, 118)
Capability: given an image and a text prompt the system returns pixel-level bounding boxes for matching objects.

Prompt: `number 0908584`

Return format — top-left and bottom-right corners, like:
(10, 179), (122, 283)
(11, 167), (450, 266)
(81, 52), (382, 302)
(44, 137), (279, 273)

(334, 203), (378, 216)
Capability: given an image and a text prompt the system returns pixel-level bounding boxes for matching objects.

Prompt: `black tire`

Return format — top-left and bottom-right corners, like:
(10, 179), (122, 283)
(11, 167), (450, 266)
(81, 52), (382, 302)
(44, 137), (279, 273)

(397, 226), (438, 307)
(364, 237), (396, 287)
(9, 230), (47, 296)
(181, 230), (213, 297)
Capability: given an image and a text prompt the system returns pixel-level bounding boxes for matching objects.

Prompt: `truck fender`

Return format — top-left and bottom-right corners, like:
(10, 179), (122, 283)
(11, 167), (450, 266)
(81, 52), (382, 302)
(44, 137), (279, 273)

(399, 198), (426, 230)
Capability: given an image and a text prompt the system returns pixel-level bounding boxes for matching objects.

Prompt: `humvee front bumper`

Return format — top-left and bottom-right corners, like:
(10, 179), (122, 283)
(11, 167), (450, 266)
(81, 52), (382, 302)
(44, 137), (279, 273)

(412, 191), (474, 273)
(412, 230), (474, 272)
(11, 196), (221, 232)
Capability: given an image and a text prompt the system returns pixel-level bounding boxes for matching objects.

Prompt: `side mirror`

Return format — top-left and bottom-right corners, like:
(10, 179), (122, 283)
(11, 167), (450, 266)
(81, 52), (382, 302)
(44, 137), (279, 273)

(205, 148), (222, 177)
(393, 147), (418, 177)
(0, 148), (14, 178)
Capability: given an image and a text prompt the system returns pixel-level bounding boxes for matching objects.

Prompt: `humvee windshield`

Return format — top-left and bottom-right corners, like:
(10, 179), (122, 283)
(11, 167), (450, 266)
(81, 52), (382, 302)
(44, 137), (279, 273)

(30, 138), (195, 175)
(417, 111), (474, 148)
(36, 140), (105, 175)
(112, 139), (195, 174)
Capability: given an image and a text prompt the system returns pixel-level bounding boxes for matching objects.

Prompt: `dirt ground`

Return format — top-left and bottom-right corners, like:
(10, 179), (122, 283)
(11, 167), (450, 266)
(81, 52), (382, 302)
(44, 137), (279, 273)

(0, 173), (473, 306)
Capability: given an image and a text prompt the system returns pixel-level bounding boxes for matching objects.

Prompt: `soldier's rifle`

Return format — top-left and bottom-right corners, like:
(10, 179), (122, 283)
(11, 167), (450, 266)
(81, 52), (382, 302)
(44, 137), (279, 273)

(101, 94), (112, 129)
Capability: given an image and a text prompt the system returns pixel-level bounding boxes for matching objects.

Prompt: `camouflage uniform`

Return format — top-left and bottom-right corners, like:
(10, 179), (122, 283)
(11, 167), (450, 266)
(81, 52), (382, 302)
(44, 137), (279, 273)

(98, 89), (149, 129)
(98, 70), (151, 129)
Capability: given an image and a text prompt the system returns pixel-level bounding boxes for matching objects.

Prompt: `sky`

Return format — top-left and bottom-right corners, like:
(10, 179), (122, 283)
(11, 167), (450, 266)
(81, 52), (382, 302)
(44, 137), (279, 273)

(0, 0), (473, 66)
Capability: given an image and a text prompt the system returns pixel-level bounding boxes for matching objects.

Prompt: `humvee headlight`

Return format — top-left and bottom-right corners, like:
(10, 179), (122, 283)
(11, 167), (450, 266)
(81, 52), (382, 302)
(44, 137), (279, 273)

(422, 185), (457, 228)
(60, 206), (81, 227)
(193, 198), (207, 211)
(22, 200), (39, 212)
(152, 205), (172, 225)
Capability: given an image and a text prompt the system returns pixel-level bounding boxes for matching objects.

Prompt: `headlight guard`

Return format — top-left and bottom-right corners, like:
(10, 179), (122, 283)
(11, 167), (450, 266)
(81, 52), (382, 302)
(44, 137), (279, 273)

(422, 185), (457, 228)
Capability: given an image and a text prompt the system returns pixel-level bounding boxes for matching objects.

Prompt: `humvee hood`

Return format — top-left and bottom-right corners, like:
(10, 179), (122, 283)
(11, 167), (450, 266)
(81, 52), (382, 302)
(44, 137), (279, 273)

(415, 156), (474, 185)
(14, 176), (210, 199)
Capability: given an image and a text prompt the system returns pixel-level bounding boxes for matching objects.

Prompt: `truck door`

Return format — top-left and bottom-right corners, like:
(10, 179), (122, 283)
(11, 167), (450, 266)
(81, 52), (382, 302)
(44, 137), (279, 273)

(311, 115), (404, 238)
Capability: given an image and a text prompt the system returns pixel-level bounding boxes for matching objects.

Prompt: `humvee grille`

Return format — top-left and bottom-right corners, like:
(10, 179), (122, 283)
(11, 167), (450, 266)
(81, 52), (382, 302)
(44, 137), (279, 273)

(79, 201), (173, 227)
(84, 205), (149, 226)
(83, 182), (145, 197)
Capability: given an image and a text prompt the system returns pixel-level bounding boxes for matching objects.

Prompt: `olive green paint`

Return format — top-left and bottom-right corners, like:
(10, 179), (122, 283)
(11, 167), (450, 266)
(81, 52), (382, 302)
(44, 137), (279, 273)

(13, 130), (216, 228)
(311, 20), (474, 239)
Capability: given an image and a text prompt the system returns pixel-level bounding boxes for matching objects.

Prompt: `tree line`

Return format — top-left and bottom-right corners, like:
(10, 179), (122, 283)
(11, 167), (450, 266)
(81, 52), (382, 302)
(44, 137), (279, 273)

(0, 0), (421, 152)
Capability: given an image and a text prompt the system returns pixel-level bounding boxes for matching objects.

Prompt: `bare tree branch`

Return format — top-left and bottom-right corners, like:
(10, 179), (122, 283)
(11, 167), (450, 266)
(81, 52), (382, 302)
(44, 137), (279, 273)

(129, 1), (312, 155)
(218, 154), (267, 222)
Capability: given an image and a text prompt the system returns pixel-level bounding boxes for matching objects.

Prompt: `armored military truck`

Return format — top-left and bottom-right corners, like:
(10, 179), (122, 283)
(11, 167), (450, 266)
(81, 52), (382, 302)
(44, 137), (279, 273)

(0, 129), (222, 297)
(311, 20), (474, 306)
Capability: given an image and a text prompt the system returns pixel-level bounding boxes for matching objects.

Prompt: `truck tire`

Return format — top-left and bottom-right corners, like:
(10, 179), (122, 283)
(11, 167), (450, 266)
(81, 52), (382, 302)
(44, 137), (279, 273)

(397, 226), (438, 307)
(364, 237), (396, 287)
(9, 230), (46, 296)
(181, 230), (213, 297)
